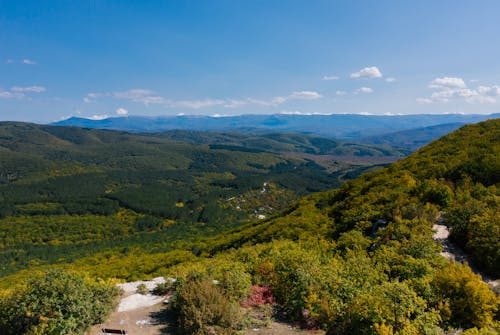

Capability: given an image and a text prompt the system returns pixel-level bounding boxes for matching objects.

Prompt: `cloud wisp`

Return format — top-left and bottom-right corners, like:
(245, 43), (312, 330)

(0, 86), (47, 100)
(22, 59), (37, 65)
(84, 89), (323, 109)
(322, 75), (340, 80)
(354, 87), (374, 94)
(417, 76), (500, 104)
(115, 108), (129, 116)
(11, 86), (47, 93)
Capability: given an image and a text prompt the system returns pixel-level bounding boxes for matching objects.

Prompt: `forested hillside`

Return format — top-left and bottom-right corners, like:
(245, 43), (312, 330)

(0, 122), (402, 277)
(155, 118), (498, 334)
(0, 120), (498, 335)
(155, 129), (409, 156)
(206, 118), (499, 277)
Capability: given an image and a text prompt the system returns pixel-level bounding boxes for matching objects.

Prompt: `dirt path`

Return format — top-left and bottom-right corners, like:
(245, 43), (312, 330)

(88, 276), (324, 335)
(86, 303), (168, 335)
(243, 324), (324, 335)
(432, 223), (499, 288)
(86, 278), (173, 335)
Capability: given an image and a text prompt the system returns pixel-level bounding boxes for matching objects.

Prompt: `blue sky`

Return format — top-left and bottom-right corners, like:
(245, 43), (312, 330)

(1, 1), (500, 123)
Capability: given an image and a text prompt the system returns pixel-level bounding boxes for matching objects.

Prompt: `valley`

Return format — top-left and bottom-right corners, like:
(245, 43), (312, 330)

(0, 122), (405, 278)
(1, 119), (498, 335)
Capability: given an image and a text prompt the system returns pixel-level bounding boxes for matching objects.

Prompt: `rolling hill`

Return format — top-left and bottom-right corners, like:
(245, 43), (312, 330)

(0, 122), (405, 277)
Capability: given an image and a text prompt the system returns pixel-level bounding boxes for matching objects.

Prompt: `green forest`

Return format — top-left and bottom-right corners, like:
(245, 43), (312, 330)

(0, 122), (403, 277)
(0, 120), (499, 334)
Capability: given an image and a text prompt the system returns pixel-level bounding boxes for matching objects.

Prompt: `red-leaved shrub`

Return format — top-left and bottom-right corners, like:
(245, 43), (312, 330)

(242, 285), (275, 307)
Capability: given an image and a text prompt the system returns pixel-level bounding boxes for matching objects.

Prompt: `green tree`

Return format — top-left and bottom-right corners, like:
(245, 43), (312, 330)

(431, 263), (498, 329)
(0, 270), (120, 335)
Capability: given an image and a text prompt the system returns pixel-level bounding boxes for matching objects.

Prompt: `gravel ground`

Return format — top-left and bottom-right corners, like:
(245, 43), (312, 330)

(433, 224), (499, 288)
(116, 277), (175, 312)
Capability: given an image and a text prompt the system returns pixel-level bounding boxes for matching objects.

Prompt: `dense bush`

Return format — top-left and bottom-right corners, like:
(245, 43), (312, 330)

(431, 263), (498, 329)
(0, 269), (120, 335)
(171, 279), (241, 335)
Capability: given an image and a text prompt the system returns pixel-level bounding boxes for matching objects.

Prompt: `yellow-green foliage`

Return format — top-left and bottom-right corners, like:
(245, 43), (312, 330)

(432, 263), (498, 329)
(0, 210), (136, 248)
(1, 120), (499, 334)
(172, 279), (242, 335)
(0, 269), (120, 335)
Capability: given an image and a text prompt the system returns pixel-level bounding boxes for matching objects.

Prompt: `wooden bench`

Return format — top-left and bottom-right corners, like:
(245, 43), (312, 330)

(102, 328), (127, 334)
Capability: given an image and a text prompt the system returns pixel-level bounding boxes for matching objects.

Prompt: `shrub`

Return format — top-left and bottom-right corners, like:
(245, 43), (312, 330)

(432, 263), (498, 329)
(153, 281), (174, 296)
(219, 266), (251, 302)
(242, 285), (275, 308)
(172, 279), (241, 335)
(0, 269), (120, 335)
(136, 283), (148, 295)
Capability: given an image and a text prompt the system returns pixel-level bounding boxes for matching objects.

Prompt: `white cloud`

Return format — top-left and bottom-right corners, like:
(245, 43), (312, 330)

(83, 92), (108, 103)
(22, 59), (36, 65)
(84, 89), (169, 105)
(429, 77), (466, 89)
(112, 89), (169, 105)
(477, 85), (500, 96)
(211, 113), (232, 118)
(288, 91), (322, 100)
(466, 95), (496, 104)
(386, 77), (396, 83)
(10, 86), (46, 93)
(336, 90), (348, 96)
(354, 87), (374, 94)
(270, 91), (321, 105)
(6, 59), (14, 64)
(115, 108), (129, 116)
(323, 75), (340, 80)
(0, 90), (25, 99)
(224, 99), (249, 108)
(112, 89), (154, 100)
(418, 77), (500, 104)
(88, 114), (111, 120)
(173, 99), (225, 109)
(83, 89), (322, 109)
(0, 86), (46, 100)
(416, 98), (433, 104)
(350, 66), (383, 79)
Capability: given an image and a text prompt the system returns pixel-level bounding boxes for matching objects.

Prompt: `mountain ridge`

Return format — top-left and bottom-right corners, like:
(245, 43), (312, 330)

(52, 113), (500, 140)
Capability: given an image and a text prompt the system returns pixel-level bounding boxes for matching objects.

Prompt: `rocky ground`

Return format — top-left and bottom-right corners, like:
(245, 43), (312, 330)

(432, 224), (499, 288)
(87, 277), (322, 335)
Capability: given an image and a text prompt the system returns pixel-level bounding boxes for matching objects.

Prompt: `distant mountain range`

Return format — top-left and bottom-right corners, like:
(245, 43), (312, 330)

(53, 113), (499, 141)
(358, 122), (467, 150)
